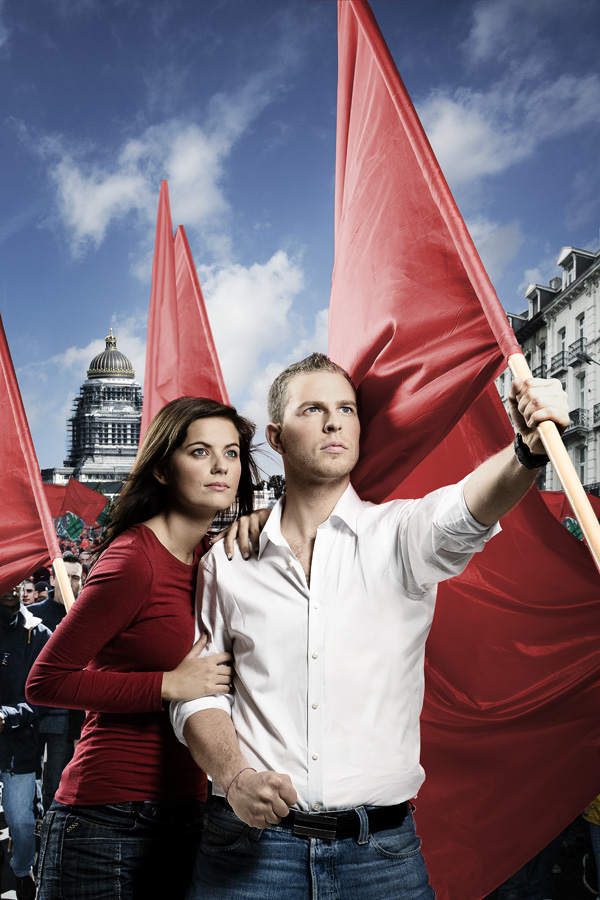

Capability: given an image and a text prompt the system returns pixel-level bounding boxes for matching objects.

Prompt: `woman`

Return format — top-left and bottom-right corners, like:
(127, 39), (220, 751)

(27, 397), (259, 900)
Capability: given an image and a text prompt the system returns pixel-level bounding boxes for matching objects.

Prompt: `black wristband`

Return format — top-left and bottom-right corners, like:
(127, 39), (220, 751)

(513, 432), (549, 469)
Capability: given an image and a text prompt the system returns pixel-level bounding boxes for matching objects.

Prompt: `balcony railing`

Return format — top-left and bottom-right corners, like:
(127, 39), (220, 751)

(564, 407), (589, 433)
(568, 337), (588, 365)
(532, 363), (547, 379)
(584, 483), (600, 499)
(594, 403), (600, 426)
(550, 351), (567, 373)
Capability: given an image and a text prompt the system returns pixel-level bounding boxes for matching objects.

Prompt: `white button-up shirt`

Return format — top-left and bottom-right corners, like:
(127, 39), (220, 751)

(171, 481), (499, 811)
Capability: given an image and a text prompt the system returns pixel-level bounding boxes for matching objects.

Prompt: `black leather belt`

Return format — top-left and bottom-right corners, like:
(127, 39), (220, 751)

(277, 801), (410, 840)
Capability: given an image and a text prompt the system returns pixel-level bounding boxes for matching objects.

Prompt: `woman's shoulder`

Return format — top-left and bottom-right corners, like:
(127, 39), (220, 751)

(90, 525), (155, 580)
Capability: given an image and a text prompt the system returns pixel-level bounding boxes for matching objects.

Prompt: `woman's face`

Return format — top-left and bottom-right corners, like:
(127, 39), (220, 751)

(158, 416), (243, 516)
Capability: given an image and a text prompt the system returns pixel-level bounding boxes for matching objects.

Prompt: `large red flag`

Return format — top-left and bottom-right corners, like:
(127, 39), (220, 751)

(0, 312), (59, 592)
(140, 182), (229, 441)
(330, 3), (600, 898)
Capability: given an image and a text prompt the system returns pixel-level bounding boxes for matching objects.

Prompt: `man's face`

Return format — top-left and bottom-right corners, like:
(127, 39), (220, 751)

(54, 562), (83, 602)
(270, 372), (360, 483)
(35, 586), (48, 601)
(20, 582), (36, 605)
(0, 588), (21, 612)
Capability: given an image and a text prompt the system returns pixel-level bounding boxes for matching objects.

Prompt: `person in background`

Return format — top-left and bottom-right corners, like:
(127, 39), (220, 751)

(0, 585), (51, 900)
(34, 582), (50, 602)
(29, 553), (83, 813)
(18, 581), (36, 607)
(27, 397), (259, 900)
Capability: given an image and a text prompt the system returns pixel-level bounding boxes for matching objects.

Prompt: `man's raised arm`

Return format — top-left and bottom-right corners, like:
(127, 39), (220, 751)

(464, 376), (569, 526)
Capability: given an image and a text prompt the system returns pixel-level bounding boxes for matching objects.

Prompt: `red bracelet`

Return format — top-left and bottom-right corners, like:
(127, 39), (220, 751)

(225, 766), (256, 802)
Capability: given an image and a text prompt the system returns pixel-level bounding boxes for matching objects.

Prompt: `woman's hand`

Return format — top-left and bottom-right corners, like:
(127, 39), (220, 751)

(212, 508), (272, 560)
(161, 632), (232, 701)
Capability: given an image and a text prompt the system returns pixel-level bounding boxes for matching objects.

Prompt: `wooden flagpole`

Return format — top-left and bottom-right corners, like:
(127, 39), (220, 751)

(509, 352), (600, 575)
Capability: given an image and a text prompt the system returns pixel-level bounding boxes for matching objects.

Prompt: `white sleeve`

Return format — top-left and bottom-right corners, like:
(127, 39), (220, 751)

(392, 477), (501, 596)
(170, 552), (233, 746)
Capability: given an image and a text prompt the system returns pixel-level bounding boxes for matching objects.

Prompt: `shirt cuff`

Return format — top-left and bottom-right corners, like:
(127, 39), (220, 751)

(434, 477), (501, 538)
(169, 695), (232, 746)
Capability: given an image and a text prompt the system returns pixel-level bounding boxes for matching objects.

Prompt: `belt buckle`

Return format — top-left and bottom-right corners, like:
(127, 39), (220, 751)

(292, 811), (337, 840)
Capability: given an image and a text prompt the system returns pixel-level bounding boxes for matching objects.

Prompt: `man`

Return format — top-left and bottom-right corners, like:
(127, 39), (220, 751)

(171, 353), (569, 899)
(0, 586), (51, 900)
(29, 552), (82, 811)
(18, 582), (36, 607)
(33, 582), (50, 602)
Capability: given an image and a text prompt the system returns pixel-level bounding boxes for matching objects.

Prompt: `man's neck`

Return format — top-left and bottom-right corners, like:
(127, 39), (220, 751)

(279, 475), (350, 584)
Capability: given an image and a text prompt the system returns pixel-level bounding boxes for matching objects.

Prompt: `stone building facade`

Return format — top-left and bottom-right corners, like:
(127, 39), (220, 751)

(42, 330), (142, 491)
(496, 246), (600, 494)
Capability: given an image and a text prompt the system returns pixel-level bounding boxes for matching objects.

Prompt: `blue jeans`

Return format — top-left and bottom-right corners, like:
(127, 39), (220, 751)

(37, 799), (204, 900)
(0, 770), (36, 877)
(187, 799), (436, 899)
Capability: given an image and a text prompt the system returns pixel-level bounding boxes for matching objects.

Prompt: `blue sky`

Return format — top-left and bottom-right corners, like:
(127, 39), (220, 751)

(1, 0), (599, 475)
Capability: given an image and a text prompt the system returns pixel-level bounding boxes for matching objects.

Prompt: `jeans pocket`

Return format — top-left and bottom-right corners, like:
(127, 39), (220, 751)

(65, 805), (139, 835)
(369, 816), (422, 860)
(201, 806), (252, 853)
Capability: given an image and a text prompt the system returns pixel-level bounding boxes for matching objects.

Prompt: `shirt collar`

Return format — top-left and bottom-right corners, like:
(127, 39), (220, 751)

(257, 483), (363, 558)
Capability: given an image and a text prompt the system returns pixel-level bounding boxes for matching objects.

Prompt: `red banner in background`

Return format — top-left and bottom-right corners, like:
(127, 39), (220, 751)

(140, 182), (229, 443)
(331, 3), (600, 898)
(0, 312), (58, 593)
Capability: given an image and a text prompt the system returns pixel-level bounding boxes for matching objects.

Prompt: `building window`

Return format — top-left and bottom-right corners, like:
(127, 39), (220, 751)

(578, 372), (586, 409)
(577, 312), (585, 340)
(579, 446), (586, 484)
(538, 342), (545, 366)
(558, 328), (566, 353)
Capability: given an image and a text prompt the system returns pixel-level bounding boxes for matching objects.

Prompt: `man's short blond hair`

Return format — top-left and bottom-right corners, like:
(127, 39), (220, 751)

(267, 353), (356, 425)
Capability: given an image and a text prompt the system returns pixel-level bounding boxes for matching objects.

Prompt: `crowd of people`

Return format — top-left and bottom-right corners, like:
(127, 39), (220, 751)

(0, 355), (597, 900)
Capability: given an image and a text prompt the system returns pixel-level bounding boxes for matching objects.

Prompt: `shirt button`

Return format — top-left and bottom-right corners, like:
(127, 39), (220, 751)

(312, 701), (319, 709)
(312, 753), (319, 761)
(312, 651), (318, 659)
(313, 604), (319, 610)
(312, 803), (320, 812)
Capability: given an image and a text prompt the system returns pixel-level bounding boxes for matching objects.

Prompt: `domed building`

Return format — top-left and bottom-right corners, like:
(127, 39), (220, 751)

(42, 330), (142, 490)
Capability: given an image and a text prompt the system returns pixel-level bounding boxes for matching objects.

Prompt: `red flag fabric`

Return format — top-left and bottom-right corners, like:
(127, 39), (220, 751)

(140, 182), (229, 441)
(541, 488), (600, 524)
(330, 0), (521, 503)
(43, 484), (67, 519)
(330, 3), (600, 898)
(0, 312), (59, 592)
(64, 478), (108, 525)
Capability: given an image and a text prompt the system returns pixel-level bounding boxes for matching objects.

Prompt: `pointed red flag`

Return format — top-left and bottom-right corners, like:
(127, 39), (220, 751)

(330, 0), (521, 503)
(63, 478), (108, 525)
(330, 3), (600, 898)
(140, 180), (179, 439)
(140, 182), (229, 441)
(0, 312), (59, 592)
(173, 225), (229, 405)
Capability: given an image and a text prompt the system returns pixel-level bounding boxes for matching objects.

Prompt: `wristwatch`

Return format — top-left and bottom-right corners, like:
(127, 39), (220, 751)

(514, 432), (549, 469)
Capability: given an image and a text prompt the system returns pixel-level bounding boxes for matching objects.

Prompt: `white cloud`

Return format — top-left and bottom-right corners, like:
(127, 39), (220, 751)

(463, 0), (587, 65)
(466, 217), (524, 285)
(39, 67), (286, 260)
(420, 70), (600, 188)
(199, 250), (305, 397)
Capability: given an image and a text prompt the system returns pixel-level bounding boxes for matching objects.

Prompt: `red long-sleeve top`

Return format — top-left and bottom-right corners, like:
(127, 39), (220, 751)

(26, 524), (206, 805)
